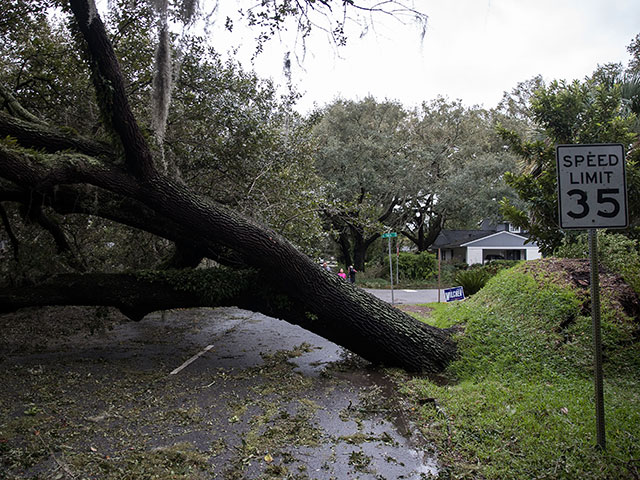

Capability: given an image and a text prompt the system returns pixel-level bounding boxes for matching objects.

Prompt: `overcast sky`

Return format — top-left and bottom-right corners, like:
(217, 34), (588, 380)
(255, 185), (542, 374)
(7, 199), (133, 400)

(215, 0), (640, 113)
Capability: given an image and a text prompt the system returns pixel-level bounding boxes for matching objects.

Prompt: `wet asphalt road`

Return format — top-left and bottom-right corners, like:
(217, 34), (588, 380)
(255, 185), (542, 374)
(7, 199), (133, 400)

(1, 306), (438, 479)
(365, 288), (444, 305)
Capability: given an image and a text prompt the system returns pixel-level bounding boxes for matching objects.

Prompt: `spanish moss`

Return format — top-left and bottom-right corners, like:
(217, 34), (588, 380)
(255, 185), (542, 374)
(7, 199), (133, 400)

(151, 22), (172, 164)
(180, 0), (198, 24)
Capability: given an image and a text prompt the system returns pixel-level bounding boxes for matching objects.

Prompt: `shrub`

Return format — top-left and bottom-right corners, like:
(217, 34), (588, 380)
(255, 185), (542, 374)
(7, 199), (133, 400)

(454, 260), (521, 295)
(383, 251), (437, 280)
(361, 261), (387, 279)
(454, 268), (491, 295)
(437, 263), (459, 287)
(470, 259), (521, 276)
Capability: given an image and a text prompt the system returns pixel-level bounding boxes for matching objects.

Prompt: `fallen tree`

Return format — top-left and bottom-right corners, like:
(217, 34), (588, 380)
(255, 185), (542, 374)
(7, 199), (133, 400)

(0, 0), (456, 372)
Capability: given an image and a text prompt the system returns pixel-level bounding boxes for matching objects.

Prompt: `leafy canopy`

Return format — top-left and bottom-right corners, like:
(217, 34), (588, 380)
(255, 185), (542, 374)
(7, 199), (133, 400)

(500, 63), (640, 254)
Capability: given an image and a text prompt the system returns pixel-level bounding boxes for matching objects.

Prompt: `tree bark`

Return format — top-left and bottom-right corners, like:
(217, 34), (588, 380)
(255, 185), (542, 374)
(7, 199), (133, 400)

(0, 265), (456, 372)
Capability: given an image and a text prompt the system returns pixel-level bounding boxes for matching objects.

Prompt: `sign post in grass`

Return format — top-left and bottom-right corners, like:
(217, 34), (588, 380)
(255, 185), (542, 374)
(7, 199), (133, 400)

(382, 232), (398, 304)
(556, 143), (629, 450)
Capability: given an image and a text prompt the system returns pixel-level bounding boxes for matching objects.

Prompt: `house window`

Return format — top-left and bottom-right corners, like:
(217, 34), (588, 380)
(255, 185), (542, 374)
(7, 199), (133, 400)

(506, 250), (522, 261)
(508, 223), (521, 234)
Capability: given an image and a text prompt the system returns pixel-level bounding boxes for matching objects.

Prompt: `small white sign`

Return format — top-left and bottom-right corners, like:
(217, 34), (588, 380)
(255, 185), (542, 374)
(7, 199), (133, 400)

(556, 144), (628, 229)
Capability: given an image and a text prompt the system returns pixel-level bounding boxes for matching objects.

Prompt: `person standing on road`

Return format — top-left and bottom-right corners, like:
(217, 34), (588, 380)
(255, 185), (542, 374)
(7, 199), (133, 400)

(338, 268), (347, 280)
(322, 261), (332, 272)
(348, 265), (357, 284)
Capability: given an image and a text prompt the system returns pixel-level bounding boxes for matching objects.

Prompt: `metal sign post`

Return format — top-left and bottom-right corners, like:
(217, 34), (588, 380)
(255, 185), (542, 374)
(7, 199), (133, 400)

(588, 229), (606, 449)
(556, 143), (628, 451)
(396, 242), (399, 286)
(382, 232), (398, 304)
(388, 235), (394, 304)
(437, 248), (442, 303)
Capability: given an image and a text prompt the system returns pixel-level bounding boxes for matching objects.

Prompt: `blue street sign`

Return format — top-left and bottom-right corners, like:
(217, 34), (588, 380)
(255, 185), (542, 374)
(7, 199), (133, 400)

(444, 286), (465, 302)
(381, 232), (398, 238)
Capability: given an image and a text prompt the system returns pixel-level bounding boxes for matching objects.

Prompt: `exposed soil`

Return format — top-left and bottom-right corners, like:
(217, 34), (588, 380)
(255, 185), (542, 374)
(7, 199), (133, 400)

(395, 305), (434, 317)
(520, 258), (640, 323)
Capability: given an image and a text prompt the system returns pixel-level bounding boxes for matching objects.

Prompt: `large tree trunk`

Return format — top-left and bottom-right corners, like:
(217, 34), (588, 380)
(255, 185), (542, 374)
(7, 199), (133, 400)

(0, 270), (455, 371)
(0, 0), (457, 373)
(403, 213), (443, 252)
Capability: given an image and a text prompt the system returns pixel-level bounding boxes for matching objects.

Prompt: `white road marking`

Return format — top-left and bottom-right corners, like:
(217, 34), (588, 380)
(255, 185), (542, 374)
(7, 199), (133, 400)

(403, 289), (418, 292)
(170, 345), (214, 375)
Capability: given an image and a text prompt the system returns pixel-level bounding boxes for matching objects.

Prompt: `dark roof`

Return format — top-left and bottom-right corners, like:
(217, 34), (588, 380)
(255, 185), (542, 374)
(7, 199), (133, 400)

(431, 230), (493, 249)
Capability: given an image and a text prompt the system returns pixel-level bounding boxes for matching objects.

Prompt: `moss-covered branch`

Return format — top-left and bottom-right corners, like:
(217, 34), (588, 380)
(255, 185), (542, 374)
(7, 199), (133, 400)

(0, 269), (253, 320)
(0, 269), (311, 336)
(0, 111), (113, 159)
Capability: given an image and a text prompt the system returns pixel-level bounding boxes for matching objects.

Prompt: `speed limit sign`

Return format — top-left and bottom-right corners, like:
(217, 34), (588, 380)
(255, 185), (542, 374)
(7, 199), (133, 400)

(556, 143), (627, 449)
(556, 144), (628, 229)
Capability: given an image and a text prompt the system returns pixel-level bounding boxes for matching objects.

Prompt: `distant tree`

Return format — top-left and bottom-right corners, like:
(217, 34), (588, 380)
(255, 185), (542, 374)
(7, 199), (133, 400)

(311, 97), (412, 269)
(627, 33), (640, 74)
(399, 98), (521, 250)
(312, 97), (522, 261)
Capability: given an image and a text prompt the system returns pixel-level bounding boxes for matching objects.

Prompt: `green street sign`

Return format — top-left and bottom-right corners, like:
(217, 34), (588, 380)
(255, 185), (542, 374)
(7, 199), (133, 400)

(381, 232), (398, 238)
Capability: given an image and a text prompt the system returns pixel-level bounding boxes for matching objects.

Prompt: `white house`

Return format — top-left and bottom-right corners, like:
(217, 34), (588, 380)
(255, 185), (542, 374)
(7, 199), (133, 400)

(431, 222), (541, 265)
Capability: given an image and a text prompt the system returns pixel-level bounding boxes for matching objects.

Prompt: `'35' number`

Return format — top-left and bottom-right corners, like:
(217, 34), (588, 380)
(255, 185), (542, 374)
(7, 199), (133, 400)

(566, 188), (620, 219)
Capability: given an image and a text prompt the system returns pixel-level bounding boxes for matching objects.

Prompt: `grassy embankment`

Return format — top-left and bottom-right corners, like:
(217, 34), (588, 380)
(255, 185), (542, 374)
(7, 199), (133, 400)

(403, 259), (640, 479)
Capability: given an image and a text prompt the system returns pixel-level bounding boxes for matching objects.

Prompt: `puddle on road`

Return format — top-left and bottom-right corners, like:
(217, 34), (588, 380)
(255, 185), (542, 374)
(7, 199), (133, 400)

(0, 307), (439, 479)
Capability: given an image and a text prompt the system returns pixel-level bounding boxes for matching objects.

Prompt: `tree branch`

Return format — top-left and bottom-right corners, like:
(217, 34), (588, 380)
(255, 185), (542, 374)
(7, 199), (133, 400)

(377, 194), (400, 223)
(0, 111), (114, 159)
(47, 185), (248, 268)
(0, 269), (321, 335)
(0, 145), (248, 268)
(24, 203), (73, 254)
(68, 0), (156, 179)
(0, 269), (260, 321)
(0, 84), (47, 125)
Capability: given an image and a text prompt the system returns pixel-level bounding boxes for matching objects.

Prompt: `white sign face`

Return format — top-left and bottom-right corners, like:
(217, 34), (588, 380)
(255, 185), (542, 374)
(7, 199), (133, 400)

(556, 144), (628, 229)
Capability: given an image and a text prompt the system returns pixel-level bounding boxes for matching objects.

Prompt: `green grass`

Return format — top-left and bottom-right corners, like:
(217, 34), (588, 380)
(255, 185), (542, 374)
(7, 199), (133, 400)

(403, 260), (640, 479)
(404, 302), (459, 329)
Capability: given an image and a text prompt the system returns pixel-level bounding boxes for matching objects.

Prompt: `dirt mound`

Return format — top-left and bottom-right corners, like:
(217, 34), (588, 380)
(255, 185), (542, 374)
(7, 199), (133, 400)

(520, 258), (640, 323)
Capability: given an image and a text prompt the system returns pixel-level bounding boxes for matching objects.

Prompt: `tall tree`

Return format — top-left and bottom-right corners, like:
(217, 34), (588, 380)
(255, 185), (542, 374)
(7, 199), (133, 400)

(399, 98), (521, 250)
(0, 0), (455, 373)
(311, 97), (412, 269)
(627, 33), (640, 74)
(500, 64), (640, 254)
(312, 96), (522, 259)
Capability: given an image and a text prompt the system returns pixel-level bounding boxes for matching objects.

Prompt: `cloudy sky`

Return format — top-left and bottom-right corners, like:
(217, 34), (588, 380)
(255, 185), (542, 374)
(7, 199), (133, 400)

(218, 0), (640, 113)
